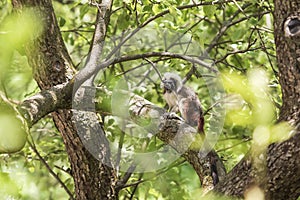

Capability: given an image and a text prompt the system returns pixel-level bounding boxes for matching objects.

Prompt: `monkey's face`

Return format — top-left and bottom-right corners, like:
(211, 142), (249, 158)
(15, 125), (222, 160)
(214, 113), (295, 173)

(161, 72), (182, 94)
(161, 79), (177, 94)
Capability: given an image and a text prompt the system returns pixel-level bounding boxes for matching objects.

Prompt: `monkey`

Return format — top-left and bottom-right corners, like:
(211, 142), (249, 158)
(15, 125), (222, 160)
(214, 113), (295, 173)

(161, 72), (204, 134)
(160, 72), (181, 112)
(161, 72), (221, 185)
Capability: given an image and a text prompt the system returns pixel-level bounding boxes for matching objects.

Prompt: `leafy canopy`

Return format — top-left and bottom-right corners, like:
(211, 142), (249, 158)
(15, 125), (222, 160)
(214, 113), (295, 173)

(0, 0), (286, 199)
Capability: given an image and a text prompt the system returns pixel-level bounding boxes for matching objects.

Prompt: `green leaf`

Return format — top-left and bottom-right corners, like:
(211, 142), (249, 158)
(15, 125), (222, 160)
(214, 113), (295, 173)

(152, 4), (160, 15)
(0, 172), (20, 198)
(58, 17), (66, 27)
(117, 12), (130, 30)
(229, 26), (247, 41)
(270, 122), (292, 143)
(79, 4), (89, 19)
(203, 5), (216, 18)
(169, 6), (177, 17)
(0, 102), (27, 154)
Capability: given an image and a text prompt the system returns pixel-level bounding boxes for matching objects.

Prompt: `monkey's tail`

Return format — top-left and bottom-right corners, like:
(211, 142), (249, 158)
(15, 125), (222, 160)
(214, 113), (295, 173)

(197, 116), (205, 134)
(209, 153), (219, 185)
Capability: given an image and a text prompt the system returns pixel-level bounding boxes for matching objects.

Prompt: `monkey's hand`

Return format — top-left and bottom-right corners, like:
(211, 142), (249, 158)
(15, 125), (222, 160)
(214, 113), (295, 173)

(162, 112), (184, 121)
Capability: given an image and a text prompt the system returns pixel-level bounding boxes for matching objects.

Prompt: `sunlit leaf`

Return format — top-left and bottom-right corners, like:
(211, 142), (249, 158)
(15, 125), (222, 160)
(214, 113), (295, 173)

(270, 122), (292, 143)
(244, 185), (264, 200)
(0, 172), (20, 198)
(221, 72), (253, 103)
(253, 125), (270, 147)
(0, 9), (42, 82)
(226, 108), (253, 126)
(0, 101), (27, 153)
(203, 5), (216, 18)
(169, 6), (177, 17)
(79, 4), (90, 19)
(152, 4), (160, 15)
(0, 9), (43, 50)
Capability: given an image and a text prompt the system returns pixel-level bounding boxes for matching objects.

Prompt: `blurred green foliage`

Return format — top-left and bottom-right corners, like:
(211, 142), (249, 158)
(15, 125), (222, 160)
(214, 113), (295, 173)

(0, 0), (288, 199)
(0, 101), (26, 153)
(0, 1), (70, 199)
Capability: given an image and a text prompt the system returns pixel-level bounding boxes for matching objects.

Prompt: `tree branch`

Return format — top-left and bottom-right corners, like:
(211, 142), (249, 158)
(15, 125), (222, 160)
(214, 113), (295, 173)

(27, 137), (74, 199)
(204, 3), (252, 54)
(118, 159), (185, 190)
(128, 94), (226, 193)
(18, 84), (71, 128)
(107, 0), (243, 60)
(79, 51), (217, 87)
(18, 50), (217, 128)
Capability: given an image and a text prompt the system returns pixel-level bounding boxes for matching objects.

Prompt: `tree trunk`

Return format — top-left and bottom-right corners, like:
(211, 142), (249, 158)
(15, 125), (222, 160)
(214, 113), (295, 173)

(12, 0), (116, 199)
(214, 1), (300, 199)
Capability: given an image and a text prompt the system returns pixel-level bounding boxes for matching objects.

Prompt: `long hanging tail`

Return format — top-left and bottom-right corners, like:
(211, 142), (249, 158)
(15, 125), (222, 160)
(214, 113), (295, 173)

(197, 115), (205, 134)
(199, 116), (220, 186)
(209, 153), (219, 185)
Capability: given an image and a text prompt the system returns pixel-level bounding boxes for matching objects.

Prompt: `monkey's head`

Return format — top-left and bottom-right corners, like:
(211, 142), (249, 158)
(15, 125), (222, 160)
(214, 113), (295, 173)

(161, 72), (183, 94)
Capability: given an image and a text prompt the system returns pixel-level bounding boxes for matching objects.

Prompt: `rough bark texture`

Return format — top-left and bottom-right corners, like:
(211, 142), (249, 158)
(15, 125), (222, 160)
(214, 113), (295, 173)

(12, 0), (116, 199)
(274, 1), (300, 125)
(18, 84), (72, 127)
(214, 1), (300, 199)
(128, 95), (226, 193)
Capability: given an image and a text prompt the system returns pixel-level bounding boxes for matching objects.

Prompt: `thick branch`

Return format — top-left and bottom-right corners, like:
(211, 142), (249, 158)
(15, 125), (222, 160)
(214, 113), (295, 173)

(18, 84), (71, 128)
(74, 51), (216, 93)
(77, 1), (112, 86)
(19, 50), (216, 127)
(128, 94), (226, 193)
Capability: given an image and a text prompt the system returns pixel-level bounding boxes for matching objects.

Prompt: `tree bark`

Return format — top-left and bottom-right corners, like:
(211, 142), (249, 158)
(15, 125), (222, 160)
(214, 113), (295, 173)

(274, 1), (300, 125)
(12, 0), (116, 199)
(214, 1), (300, 199)
(127, 94), (226, 193)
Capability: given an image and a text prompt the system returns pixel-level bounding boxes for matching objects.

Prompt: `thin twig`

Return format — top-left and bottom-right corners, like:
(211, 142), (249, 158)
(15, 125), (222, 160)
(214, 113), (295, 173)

(54, 165), (72, 176)
(27, 138), (74, 199)
(216, 138), (251, 152)
(116, 58), (170, 77)
(232, 0), (248, 17)
(120, 158), (185, 190)
(256, 27), (278, 77)
(218, 135), (251, 141)
(144, 58), (163, 81)
(74, 51), (217, 92)
(116, 126), (125, 173)
(106, 0), (244, 60)
(116, 164), (137, 191)
(182, 4), (255, 82)
(129, 173), (143, 200)
(109, 52), (216, 72)
(165, 19), (204, 51)
(203, 101), (221, 116)
(214, 46), (262, 65)
(205, 3), (252, 54)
